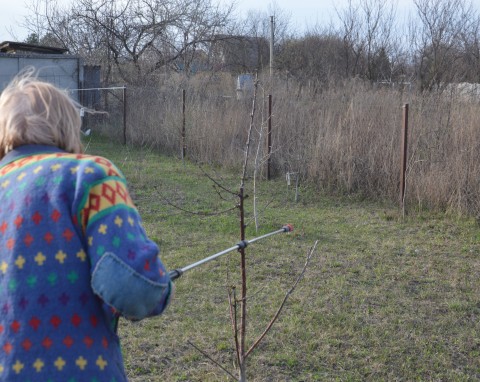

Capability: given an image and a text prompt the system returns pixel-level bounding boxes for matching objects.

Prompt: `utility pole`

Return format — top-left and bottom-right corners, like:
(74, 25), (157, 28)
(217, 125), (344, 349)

(270, 16), (274, 77)
(183, 31), (188, 76)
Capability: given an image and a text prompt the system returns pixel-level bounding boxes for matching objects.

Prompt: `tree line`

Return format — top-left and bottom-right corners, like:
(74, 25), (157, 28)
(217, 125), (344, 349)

(21, 0), (480, 91)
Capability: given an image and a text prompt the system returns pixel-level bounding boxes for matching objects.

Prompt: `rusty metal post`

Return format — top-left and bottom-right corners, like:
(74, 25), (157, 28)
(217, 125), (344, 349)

(182, 89), (186, 160)
(400, 104), (409, 208)
(123, 86), (127, 145)
(267, 94), (272, 180)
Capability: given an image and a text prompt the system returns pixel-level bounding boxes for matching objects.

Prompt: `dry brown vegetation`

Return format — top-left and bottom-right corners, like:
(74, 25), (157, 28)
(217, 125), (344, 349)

(27, 0), (480, 219)
(94, 73), (480, 218)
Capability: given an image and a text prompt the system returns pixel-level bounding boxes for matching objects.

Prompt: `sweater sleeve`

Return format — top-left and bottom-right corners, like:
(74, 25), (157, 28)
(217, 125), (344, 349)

(76, 157), (172, 320)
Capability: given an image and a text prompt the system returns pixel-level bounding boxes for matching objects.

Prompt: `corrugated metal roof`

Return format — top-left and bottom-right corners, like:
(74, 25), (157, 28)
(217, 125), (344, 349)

(0, 41), (68, 54)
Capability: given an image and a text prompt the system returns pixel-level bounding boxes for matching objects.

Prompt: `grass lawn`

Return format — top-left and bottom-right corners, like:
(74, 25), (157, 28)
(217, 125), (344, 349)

(84, 135), (480, 381)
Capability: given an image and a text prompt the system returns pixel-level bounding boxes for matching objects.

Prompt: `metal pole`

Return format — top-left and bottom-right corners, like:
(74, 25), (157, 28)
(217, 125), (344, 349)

(400, 103), (409, 209)
(123, 86), (127, 145)
(267, 94), (272, 180)
(182, 89), (186, 160)
(168, 225), (293, 280)
(295, 173), (299, 203)
(270, 16), (274, 78)
(183, 32), (188, 76)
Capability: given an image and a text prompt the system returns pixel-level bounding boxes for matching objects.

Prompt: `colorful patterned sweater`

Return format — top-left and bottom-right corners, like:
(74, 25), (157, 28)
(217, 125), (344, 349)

(0, 145), (172, 382)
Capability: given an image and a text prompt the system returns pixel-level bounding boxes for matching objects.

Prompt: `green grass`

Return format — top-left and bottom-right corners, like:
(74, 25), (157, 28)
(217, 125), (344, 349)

(84, 135), (480, 381)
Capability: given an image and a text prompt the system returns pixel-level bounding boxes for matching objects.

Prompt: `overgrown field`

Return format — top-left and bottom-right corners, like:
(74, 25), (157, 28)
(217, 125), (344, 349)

(92, 75), (480, 217)
(85, 136), (480, 381)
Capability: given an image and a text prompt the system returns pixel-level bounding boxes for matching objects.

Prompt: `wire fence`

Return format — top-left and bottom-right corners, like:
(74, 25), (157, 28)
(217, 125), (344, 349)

(70, 86), (127, 143)
(71, 79), (480, 217)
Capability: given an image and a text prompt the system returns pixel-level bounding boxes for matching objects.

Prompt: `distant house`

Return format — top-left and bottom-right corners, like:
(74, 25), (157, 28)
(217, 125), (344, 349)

(209, 35), (269, 73)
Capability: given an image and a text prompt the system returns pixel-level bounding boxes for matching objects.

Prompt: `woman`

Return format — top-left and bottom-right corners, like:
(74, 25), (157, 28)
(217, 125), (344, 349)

(0, 70), (173, 381)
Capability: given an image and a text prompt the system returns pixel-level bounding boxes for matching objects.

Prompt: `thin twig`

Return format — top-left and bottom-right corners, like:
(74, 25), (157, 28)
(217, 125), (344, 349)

(228, 286), (241, 369)
(153, 187), (238, 216)
(162, 197), (238, 217)
(213, 185), (236, 202)
(198, 165), (238, 197)
(245, 240), (319, 358)
(243, 197), (275, 228)
(240, 284), (267, 303)
(253, 93), (267, 231)
(240, 74), (259, 188)
(187, 340), (237, 380)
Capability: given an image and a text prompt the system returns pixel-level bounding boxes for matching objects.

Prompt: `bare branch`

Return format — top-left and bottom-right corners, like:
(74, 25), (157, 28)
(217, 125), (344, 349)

(157, 193), (238, 217)
(198, 165), (238, 197)
(227, 286), (241, 369)
(187, 340), (237, 380)
(245, 240), (319, 358)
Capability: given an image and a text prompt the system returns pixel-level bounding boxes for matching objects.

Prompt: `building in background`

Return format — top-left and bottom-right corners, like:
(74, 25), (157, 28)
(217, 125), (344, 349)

(0, 41), (101, 108)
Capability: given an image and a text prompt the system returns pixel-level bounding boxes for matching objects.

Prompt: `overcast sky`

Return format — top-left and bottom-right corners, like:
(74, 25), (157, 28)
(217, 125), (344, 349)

(1, 0), (480, 43)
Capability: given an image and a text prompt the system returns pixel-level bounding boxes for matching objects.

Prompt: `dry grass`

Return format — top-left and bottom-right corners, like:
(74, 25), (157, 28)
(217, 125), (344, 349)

(97, 74), (480, 218)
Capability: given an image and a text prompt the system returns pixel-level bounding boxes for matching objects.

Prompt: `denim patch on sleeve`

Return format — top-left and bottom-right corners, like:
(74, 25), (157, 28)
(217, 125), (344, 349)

(91, 252), (170, 320)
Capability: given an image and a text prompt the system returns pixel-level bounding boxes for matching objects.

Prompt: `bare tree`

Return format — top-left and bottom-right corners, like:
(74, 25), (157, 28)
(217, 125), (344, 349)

(336, 0), (397, 81)
(412, 0), (473, 90)
(276, 32), (341, 88)
(240, 4), (292, 45)
(24, 0), (235, 85)
(275, 0), (400, 85)
(458, 12), (480, 82)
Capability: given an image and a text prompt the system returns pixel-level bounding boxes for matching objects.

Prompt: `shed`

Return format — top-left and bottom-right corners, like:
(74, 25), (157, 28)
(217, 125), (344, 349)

(0, 41), (83, 101)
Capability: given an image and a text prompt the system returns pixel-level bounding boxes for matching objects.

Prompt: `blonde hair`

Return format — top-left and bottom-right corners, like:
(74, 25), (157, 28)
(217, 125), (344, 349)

(0, 68), (83, 159)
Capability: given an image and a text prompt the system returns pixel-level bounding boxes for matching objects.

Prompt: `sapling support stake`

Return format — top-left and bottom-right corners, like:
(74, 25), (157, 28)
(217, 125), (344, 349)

(168, 224), (293, 281)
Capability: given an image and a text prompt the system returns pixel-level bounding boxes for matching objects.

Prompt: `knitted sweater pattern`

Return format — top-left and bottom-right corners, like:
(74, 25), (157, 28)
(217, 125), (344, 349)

(0, 145), (169, 382)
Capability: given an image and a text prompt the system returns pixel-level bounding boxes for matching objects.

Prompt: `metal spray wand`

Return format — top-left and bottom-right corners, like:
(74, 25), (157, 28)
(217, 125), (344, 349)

(168, 224), (294, 280)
